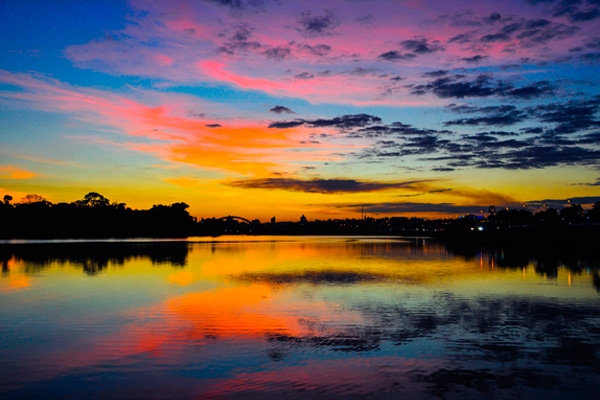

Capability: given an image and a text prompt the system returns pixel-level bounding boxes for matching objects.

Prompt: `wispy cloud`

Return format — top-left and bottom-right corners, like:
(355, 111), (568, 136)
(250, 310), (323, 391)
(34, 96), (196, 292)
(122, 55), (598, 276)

(225, 177), (437, 194)
(0, 165), (36, 179)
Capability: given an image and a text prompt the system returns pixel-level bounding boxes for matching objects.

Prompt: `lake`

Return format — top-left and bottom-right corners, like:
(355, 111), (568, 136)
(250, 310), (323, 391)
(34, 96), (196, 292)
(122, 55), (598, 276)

(1, 236), (599, 399)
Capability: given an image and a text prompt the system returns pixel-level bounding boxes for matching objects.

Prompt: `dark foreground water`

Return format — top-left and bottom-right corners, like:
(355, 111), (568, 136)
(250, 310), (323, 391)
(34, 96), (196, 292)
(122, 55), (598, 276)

(1, 236), (599, 399)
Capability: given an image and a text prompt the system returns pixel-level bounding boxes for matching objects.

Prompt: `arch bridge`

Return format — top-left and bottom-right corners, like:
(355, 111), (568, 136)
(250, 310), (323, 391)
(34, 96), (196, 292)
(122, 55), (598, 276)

(217, 215), (252, 224)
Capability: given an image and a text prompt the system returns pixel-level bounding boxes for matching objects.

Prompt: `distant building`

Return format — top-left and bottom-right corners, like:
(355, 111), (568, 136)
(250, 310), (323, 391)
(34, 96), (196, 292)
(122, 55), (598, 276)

(300, 214), (307, 224)
(271, 216), (276, 224)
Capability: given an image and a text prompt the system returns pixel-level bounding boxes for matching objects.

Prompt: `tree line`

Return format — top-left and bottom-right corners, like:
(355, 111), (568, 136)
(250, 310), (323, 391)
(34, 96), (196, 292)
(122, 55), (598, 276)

(1, 192), (600, 240)
(1, 192), (194, 239)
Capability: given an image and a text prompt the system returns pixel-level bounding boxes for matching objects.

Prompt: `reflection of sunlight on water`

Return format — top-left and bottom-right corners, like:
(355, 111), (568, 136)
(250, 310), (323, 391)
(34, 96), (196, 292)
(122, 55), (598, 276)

(1, 238), (600, 399)
(167, 270), (197, 286)
(0, 257), (30, 292)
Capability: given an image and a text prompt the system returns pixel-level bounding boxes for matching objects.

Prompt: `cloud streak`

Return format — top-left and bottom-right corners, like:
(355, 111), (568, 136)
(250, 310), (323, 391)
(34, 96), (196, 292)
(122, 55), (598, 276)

(225, 178), (437, 194)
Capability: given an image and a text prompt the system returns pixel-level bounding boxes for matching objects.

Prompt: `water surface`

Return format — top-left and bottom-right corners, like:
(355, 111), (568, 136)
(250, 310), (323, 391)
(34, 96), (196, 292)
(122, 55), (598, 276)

(1, 236), (599, 399)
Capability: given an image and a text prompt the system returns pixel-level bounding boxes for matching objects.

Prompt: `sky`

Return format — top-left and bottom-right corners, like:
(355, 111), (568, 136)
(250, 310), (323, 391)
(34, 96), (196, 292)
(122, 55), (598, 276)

(1, 0), (600, 221)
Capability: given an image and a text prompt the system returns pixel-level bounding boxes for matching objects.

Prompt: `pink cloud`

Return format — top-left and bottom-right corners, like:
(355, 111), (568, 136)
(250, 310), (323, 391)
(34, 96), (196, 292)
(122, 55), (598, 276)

(61, 0), (595, 105)
(0, 70), (342, 176)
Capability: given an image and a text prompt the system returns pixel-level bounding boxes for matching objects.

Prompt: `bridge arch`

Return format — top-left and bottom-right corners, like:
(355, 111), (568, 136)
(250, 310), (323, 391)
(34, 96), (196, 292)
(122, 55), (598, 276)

(217, 215), (252, 224)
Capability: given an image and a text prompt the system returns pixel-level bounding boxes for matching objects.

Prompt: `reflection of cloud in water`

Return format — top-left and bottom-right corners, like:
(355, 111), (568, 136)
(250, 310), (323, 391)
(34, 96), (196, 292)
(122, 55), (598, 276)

(256, 293), (600, 397)
(235, 270), (389, 285)
(199, 357), (435, 399)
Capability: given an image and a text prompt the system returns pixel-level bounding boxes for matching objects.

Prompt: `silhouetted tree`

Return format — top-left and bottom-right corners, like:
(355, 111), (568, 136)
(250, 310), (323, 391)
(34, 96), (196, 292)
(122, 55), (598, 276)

(588, 202), (600, 222)
(3, 195), (12, 205)
(78, 192), (110, 207)
(490, 208), (532, 227)
(21, 194), (45, 204)
(560, 204), (584, 223)
(532, 207), (560, 225)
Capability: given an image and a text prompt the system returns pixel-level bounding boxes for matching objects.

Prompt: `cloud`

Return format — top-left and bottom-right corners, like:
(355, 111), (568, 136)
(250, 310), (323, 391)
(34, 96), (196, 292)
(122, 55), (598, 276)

(263, 46), (292, 60)
(547, 0), (600, 22)
(378, 37), (443, 62)
(295, 72), (314, 80)
(448, 33), (473, 44)
(342, 202), (487, 215)
(377, 51), (416, 61)
(0, 165), (36, 179)
(338, 99), (600, 171)
(269, 114), (382, 130)
(269, 105), (295, 114)
(445, 104), (525, 126)
(461, 55), (488, 63)
(573, 177), (600, 186)
(526, 196), (600, 209)
(205, 123), (222, 128)
(399, 37), (444, 54)
(411, 74), (555, 99)
(0, 70), (326, 177)
(225, 177), (435, 194)
(203, 0), (264, 12)
(527, 96), (600, 134)
(297, 10), (339, 37)
(446, 10), (507, 27)
(295, 43), (332, 57)
(219, 24), (262, 55)
(477, 17), (579, 47)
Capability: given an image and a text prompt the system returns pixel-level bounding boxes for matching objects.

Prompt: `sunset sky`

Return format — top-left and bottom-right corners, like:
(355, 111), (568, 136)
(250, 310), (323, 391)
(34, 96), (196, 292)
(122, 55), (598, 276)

(1, 0), (600, 221)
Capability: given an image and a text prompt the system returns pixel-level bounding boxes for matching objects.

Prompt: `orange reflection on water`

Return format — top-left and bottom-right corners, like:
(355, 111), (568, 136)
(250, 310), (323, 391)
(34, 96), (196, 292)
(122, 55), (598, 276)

(167, 270), (198, 286)
(0, 257), (30, 292)
(165, 285), (307, 339)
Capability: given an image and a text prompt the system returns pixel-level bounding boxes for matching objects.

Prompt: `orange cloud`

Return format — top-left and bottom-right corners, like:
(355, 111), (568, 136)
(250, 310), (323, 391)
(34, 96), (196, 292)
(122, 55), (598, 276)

(0, 165), (36, 179)
(0, 71), (327, 177)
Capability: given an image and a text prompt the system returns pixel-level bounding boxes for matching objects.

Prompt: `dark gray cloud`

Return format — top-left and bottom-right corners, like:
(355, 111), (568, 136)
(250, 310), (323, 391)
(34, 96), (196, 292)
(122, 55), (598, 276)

(295, 72), (314, 80)
(581, 52), (600, 62)
(378, 51), (416, 61)
(480, 33), (511, 42)
(263, 46), (292, 60)
(225, 177), (433, 194)
(345, 202), (483, 215)
(574, 177), (600, 186)
(296, 43), (332, 57)
(203, 0), (264, 11)
(400, 37), (444, 54)
(445, 104), (525, 127)
(584, 36), (600, 49)
(297, 10), (339, 37)
(351, 121), (451, 139)
(461, 55), (488, 63)
(264, 99), (600, 171)
(448, 33), (473, 44)
(478, 17), (579, 47)
(269, 114), (382, 130)
(269, 105), (295, 114)
(411, 74), (555, 99)
(268, 120), (305, 129)
(219, 24), (261, 55)
(379, 37), (443, 62)
(446, 10), (508, 27)
(545, 0), (600, 22)
(353, 94), (599, 170)
(526, 196), (600, 209)
(205, 123), (222, 128)
(347, 67), (381, 76)
(423, 70), (449, 78)
(528, 96), (600, 134)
